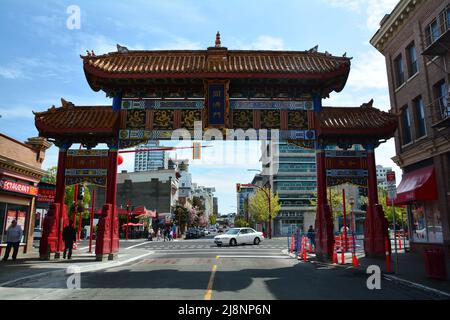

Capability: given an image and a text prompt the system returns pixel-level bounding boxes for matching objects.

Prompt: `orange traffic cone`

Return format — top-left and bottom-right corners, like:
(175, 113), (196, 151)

(332, 237), (338, 264)
(352, 253), (359, 267)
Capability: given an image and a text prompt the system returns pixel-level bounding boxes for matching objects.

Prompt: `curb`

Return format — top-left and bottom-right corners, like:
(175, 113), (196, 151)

(382, 274), (450, 299)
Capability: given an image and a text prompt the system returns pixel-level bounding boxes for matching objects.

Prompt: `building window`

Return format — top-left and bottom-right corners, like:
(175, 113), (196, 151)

(413, 97), (426, 138)
(434, 80), (450, 120)
(0, 203), (28, 244)
(426, 19), (441, 46)
(410, 202), (443, 244)
(394, 55), (405, 88)
(406, 43), (418, 77)
(401, 105), (412, 145)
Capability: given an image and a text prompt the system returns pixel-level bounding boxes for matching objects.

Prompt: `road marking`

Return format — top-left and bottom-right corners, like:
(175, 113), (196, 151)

(217, 255), (290, 259)
(125, 241), (149, 250)
(204, 256), (219, 300)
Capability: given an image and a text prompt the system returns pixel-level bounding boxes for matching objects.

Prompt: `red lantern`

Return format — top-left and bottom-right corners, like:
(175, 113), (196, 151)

(118, 154), (124, 166)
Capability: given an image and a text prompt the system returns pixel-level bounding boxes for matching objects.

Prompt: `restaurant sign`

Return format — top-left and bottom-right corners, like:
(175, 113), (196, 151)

(0, 179), (38, 196)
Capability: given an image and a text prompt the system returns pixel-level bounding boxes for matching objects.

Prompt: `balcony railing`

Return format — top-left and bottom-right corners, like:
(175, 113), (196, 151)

(430, 95), (450, 129)
(423, 7), (450, 56)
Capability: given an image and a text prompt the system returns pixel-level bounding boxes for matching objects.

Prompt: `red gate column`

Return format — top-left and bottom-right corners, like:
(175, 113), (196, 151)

(39, 143), (70, 260)
(364, 144), (389, 258)
(95, 144), (119, 261)
(314, 143), (334, 261)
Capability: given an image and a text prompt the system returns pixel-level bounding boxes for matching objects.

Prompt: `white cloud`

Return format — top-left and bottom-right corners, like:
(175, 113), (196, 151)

(324, 0), (363, 11)
(230, 35), (286, 51)
(0, 65), (24, 79)
(366, 0), (399, 31)
(347, 50), (388, 90)
(323, 0), (398, 31)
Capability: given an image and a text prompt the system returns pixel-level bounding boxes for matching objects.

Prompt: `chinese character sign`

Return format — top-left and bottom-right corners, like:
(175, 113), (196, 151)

(207, 83), (226, 126)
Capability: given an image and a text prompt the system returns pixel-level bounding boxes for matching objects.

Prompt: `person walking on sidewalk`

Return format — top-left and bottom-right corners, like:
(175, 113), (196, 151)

(63, 221), (76, 260)
(2, 220), (23, 261)
(307, 225), (315, 250)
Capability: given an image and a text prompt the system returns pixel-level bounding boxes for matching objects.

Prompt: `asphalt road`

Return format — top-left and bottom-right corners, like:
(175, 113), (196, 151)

(3, 235), (441, 300)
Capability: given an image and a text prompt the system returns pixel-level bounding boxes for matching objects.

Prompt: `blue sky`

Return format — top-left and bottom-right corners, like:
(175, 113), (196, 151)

(0, 0), (400, 214)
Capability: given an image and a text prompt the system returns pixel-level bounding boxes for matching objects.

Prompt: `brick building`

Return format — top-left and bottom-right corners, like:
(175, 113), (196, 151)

(371, 0), (450, 259)
(0, 134), (51, 257)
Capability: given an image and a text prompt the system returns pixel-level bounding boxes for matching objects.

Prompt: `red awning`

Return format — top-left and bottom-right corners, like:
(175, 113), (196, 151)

(394, 166), (438, 205)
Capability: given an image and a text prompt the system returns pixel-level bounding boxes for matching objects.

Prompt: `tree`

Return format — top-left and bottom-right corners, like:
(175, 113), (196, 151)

(234, 216), (250, 227)
(209, 214), (217, 226)
(64, 183), (92, 221)
(248, 187), (281, 223)
(175, 205), (189, 233)
(376, 188), (407, 229)
(42, 166), (57, 184)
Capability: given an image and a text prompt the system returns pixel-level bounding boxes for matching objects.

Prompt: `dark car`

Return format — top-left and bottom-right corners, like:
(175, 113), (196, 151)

(185, 229), (201, 239)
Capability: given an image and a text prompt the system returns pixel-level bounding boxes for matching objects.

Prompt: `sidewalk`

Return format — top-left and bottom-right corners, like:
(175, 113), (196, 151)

(284, 248), (450, 298)
(356, 252), (450, 296)
(0, 246), (154, 288)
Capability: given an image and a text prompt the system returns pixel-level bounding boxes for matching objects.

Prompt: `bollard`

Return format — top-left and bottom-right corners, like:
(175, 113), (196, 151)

(351, 233), (359, 267)
(385, 236), (391, 273)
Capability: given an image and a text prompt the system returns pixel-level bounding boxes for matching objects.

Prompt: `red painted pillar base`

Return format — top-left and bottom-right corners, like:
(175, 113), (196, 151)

(110, 204), (119, 259)
(95, 204), (112, 261)
(364, 204), (390, 258)
(39, 203), (68, 260)
(315, 204), (334, 261)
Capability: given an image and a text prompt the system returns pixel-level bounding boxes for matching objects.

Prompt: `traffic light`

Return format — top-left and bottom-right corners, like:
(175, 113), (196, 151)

(77, 185), (85, 200)
(192, 142), (201, 160)
(358, 187), (368, 197)
(236, 183), (241, 193)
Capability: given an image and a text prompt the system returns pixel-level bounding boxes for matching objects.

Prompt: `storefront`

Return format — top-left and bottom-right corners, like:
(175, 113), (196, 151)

(0, 178), (38, 255)
(0, 134), (51, 257)
(394, 165), (443, 251)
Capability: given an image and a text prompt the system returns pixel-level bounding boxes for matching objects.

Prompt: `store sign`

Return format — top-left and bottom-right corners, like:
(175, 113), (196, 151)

(386, 171), (396, 199)
(37, 186), (56, 203)
(0, 179), (38, 196)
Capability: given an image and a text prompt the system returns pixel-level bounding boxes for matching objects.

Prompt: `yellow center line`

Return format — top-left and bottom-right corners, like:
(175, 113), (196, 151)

(204, 256), (219, 300)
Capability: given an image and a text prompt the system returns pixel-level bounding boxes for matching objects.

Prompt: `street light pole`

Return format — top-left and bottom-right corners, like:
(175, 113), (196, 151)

(349, 196), (355, 234)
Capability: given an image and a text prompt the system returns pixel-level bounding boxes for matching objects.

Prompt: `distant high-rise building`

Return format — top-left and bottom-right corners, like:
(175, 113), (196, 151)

(134, 140), (168, 172)
(265, 141), (317, 236)
(376, 165), (393, 190)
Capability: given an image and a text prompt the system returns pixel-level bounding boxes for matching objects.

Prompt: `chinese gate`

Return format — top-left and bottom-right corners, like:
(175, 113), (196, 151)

(34, 33), (397, 261)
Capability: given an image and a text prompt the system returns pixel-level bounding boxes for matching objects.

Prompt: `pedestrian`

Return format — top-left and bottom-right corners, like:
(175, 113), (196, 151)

(163, 227), (168, 242)
(148, 228), (154, 241)
(156, 228), (161, 241)
(307, 225), (315, 249)
(2, 220), (23, 261)
(63, 221), (76, 260)
(169, 229), (173, 241)
(172, 223), (177, 240)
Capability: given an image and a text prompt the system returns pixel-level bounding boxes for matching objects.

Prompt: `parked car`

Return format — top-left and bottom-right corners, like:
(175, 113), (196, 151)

(33, 228), (42, 240)
(185, 228), (201, 239)
(214, 227), (264, 246)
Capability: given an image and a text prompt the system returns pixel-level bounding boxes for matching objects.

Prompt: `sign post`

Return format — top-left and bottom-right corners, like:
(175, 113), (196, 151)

(386, 171), (398, 273)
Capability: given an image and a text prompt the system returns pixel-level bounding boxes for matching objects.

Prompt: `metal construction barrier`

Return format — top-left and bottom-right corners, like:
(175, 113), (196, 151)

(424, 248), (447, 280)
(332, 234), (359, 266)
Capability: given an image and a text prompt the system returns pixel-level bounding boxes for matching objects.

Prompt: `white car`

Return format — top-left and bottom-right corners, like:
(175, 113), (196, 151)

(214, 227), (264, 246)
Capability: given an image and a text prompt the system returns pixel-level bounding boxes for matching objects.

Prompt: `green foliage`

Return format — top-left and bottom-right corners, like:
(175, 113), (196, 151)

(327, 187), (352, 217)
(64, 183), (92, 219)
(42, 166), (57, 184)
(377, 188), (407, 227)
(248, 187), (281, 223)
(234, 216), (250, 227)
(209, 214), (217, 225)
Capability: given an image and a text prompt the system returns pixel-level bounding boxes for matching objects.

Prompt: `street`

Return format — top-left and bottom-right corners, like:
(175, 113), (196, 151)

(0, 235), (441, 300)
